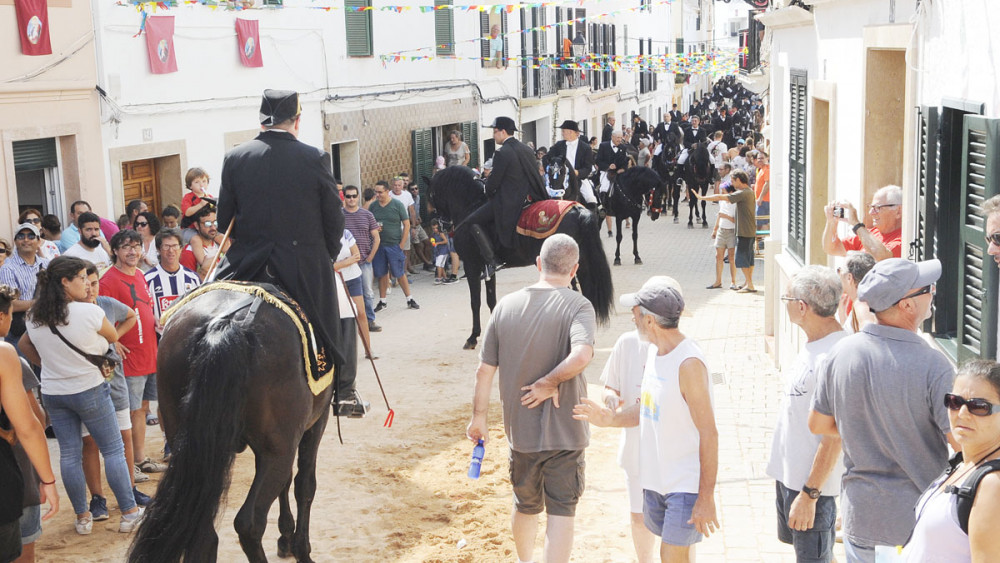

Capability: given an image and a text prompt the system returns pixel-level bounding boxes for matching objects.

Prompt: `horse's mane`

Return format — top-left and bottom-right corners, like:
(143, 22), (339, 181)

(429, 165), (485, 218)
(691, 143), (712, 176)
(618, 166), (662, 194)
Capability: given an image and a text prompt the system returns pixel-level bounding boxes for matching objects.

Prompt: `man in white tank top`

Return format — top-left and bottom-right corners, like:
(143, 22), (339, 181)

(574, 276), (719, 561)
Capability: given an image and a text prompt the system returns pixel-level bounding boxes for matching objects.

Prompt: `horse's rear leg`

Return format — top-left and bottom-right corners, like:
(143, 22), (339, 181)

(701, 189), (709, 227)
(277, 478), (294, 558)
(235, 446), (297, 563)
(465, 265), (482, 350)
(288, 409), (330, 563)
(688, 191), (696, 228)
(614, 218), (624, 266)
(632, 217), (642, 264)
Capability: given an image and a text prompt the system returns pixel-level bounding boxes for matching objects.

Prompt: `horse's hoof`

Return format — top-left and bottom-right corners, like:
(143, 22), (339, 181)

(687, 223), (693, 229)
(613, 258), (622, 266)
(463, 340), (477, 350)
(277, 539), (293, 559)
(702, 221), (709, 228)
(635, 258), (643, 265)
(673, 217), (679, 224)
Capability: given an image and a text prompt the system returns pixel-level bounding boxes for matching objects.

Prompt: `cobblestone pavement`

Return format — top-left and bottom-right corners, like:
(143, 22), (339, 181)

(386, 201), (846, 562)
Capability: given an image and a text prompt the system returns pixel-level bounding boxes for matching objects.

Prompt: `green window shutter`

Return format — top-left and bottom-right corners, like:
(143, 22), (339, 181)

(957, 116), (1000, 362)
(461, 121), (479, 168)
(480, 12), (490, 62)
(435, 0), (454, 56)
(411, 128), (435, 192)
(786, 71), (808, 261)
(345, 0), (373, 57)
(913, 106), (939, 263)
(12, 138), (57, 171)
(502, 12), (508, 63)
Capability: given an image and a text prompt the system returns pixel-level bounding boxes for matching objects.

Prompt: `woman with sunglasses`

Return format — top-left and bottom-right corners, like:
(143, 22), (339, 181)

(132, 212), (161, 273)
(903, 359), (1000, 561)
(16, 256), (143, 535)
(0, 238), (10, 269)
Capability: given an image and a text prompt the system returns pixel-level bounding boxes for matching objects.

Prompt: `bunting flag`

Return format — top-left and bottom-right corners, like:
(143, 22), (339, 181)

(235, 18), (263, 67)
(145, 15), (178, 74)
(14, 0), (52, 56)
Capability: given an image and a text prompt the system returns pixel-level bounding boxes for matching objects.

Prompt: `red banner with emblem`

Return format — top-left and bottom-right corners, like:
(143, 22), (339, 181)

(145, 15), (178, 74)
(14, 0), (52, 56)
(235, 18), (263, 68)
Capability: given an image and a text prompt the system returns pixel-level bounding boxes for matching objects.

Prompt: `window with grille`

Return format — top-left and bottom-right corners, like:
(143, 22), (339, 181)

(786, 70), (807, 261)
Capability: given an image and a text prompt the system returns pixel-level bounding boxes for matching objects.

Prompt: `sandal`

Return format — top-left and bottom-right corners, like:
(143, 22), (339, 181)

(729, 284), (739, 290)
(705, 283), (722, 289)
(146, 415), (159, 426)
(737, 287), (758, 294)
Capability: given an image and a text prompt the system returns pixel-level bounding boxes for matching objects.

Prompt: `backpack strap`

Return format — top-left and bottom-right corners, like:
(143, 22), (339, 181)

(948, 459), (1000, 535)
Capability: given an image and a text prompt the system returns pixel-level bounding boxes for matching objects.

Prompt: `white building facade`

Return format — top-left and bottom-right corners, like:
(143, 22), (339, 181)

(760, 0), (1000, 369)
(89, 0), (680, 219)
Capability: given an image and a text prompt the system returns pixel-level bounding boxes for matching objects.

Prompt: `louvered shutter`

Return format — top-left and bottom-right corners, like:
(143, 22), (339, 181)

(480, 12), (490, 62)
(344, 0), (372, 57)
(786, 71), (808, 261)
(411, 128), (435, 193)
(912, 106), (939, 262)
(957, 116), (1000, 362)
(12, 138), (57, 171)
(435, 0), (454, 56)
(461, 121), (480, 168)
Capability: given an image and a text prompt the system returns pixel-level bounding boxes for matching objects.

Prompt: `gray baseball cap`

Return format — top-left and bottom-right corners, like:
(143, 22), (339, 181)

(620, 276), (685, 320)
(857, 258), (941, 313)
(15, 222), (40, 237)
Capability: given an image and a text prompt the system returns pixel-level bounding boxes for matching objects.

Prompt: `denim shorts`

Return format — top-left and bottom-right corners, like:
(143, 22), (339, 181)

(126, 373), (157, 411)
(372, 244), (406, 279)
(108, 373), (129, 413)
(643, 490), (703, 546)
(775, 482), (836, 563)
(345, 275), (363, 297)
(18, 504), (41, 545)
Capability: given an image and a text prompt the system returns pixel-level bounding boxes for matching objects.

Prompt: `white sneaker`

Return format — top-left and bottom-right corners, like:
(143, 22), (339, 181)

(133, 464), (150, 483)
(119, 506), (145, 533)
(75, 514), (93, 535)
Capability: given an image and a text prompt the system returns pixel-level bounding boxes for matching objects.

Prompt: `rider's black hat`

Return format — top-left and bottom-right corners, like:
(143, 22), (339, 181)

(557, 120), (581, 132)
(486, 116), (518, 133)
(260, 89), (301, 126)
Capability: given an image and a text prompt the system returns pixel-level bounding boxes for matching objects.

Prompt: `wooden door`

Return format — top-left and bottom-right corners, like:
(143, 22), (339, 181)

(122, 159), (160, 215)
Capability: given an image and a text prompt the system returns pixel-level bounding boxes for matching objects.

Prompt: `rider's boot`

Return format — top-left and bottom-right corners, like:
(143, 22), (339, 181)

(470, 224), (498, 281)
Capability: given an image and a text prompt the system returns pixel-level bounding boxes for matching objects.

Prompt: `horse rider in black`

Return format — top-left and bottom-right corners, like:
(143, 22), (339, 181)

(464, 116), (548, 278)
(217, 89), (367, 418)
(595, 130), (633, 208)
(545, 120), (596, 206)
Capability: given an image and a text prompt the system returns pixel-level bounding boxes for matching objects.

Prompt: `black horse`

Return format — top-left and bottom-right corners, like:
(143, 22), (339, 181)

(684, 141), (714, 228)
(129, 286), (333, 563)
(652, 133), (684, 223)
(604, 166), (665, 266)
(429, 166), (613, 349)
(543, 155), (582, 203)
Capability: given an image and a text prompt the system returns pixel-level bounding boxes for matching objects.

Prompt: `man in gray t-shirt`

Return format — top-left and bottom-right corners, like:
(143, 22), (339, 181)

(809, 258), (954, 562)
(467, 234), (596, 563)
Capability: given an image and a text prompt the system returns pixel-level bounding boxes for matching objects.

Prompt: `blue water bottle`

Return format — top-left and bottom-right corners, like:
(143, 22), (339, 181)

(468, 439), (485, 479)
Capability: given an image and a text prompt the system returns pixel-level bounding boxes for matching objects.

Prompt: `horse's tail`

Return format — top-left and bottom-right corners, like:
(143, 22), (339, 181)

(128, 316), (256, 563)
(577, 208), (614, 325)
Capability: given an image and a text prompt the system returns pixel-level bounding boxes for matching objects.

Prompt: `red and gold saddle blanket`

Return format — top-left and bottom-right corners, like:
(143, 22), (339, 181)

(516, 200), (581, 239)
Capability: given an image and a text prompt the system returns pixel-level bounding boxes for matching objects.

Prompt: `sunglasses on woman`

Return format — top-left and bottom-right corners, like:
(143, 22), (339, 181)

(135, 221), (149, 227)
(944, 393), (1000, 416)
(986, 231), (1000, 247)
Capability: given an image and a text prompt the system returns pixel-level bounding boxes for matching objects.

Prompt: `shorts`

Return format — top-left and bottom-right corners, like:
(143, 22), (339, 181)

(82, 409), (131, 437)
(756, 201), (770, 228)
(372, 244), (406, 279)
(108, 373), (129, 413)
(509, 449), (585, 517)
(643, 490), (702, 547)
(775, 482), (836, 563)
(126, 374), (157, 411)
(735, 236), (755, 268)
(0, 519), (21, 563)
(715, 227), (736, 249)
(433, 254), (448, 269)
(624, 470), (643, 514)
(345, 275), (363, 297)
(19, 504), (41, 545)
(402, 229), (411, 251)
(412, 225), (429, 244)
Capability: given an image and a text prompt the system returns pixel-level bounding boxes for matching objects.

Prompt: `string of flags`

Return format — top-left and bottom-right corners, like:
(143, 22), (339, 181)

(381, 51), (742, 76)
(118, 0), (672, 13)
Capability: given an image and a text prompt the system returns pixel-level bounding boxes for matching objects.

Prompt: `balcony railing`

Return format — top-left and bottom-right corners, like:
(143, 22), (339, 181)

(521, 54), (590, 98)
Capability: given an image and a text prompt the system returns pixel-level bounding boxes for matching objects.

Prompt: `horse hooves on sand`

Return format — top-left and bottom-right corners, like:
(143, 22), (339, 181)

(614, 258), (622, 266)
(635, 258), (643, 265)
(702, 220), (709, 228)
(687, 222), (694, 229)
(673, 217), (679, 224)
(463, 340), (477, 350)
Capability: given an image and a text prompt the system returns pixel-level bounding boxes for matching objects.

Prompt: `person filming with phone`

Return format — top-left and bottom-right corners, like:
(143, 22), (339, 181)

(822, 185), (902, 262)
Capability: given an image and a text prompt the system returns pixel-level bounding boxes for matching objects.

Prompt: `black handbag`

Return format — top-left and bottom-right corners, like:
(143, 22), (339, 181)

(49, 326), (118, 382)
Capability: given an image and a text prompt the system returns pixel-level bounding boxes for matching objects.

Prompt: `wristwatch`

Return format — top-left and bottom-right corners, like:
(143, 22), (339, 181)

(852, 222), (866, 234)
(802, 485), (821, 500)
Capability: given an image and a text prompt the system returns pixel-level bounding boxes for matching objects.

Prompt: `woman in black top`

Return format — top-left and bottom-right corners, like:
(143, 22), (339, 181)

(0, 285), (58, 562)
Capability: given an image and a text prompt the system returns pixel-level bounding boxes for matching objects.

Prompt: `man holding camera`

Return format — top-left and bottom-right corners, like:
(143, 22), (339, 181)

(822, 185), (902, 262)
